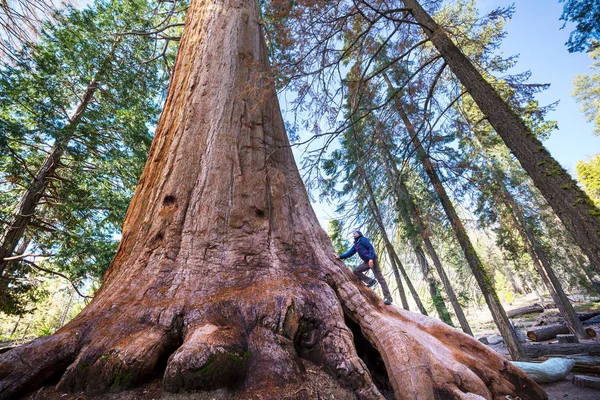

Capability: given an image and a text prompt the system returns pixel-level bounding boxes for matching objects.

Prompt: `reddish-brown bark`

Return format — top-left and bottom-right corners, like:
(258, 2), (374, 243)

(0, 0), (546, 399)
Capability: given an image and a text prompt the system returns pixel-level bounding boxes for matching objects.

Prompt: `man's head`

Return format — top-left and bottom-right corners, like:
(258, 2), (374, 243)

(353, 230), (362, 238)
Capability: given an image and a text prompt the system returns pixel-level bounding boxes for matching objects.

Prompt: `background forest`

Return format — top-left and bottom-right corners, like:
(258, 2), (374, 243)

(0, 0), (599, 356)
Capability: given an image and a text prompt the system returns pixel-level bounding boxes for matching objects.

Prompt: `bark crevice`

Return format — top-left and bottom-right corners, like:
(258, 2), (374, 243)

(344, 315), (395, 400)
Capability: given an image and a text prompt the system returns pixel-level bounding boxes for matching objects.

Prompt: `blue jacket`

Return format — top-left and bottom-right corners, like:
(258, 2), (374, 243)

(340, 235), (377, 262)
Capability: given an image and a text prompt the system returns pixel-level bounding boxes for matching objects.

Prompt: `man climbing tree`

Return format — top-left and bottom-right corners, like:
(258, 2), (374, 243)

(336, 230), (393, 305)
(0, 0), (547, 399)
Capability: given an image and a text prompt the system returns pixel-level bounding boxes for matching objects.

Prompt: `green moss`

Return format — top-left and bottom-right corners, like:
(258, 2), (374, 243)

(561, 183), (574, 190)
(544, 162), (565, 177)
(112, 369), (132, 388)
(191, 350), (250, 376)
(77, 361), (91, 371)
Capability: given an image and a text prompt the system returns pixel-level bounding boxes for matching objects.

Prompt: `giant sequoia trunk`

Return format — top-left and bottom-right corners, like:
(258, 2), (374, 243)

(0, 1), (547, 399)
(400, 0), (600, 273)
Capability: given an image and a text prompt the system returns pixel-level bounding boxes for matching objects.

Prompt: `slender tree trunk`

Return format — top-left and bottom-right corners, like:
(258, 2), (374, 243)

(358, 166), (427, 314)
(398, 174), (472, 334)
(377, 97), (473, 334)
(9, 316), (21, 338)
(509, 201), (588, 339)
(467, 132), (589, 339)
(386, 83), (524, 359)
(400, 0), (600, 273)
(0, 1), (546, 399)
(413, 243), (454, 325)
(0, 37), (120, 278)
(348, 133), (426, 314)
(384, 249), (410, 310)
(496, 257), (526, 296)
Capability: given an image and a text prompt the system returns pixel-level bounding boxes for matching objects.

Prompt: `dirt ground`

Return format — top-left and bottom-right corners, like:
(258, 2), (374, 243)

(541, 375), (600, 400)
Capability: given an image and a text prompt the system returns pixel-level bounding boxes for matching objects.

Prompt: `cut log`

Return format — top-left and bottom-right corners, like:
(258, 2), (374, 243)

(511, 358), (575, 383)
(527, 325), (596, 341)
(572, 375), (600, 391)
(526, 355), (600, 374)
(569, 356), (600, 374)
(527, 325), (569, 341)
(582, 315), (600, 325)
(577, 311), (600, 322)
(556, 334), (579, 344)
(523, 343), (600, 358)
(586, 328), (597, 338)
(508, 304), (545, 318)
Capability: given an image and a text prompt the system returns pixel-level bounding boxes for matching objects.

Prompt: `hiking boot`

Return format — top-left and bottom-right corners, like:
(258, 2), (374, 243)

(367, 279), (378, 288)
(384, 297), (393, 305)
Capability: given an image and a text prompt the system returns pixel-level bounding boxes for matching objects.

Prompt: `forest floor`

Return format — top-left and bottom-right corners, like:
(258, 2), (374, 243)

(475, 295), (600, 400)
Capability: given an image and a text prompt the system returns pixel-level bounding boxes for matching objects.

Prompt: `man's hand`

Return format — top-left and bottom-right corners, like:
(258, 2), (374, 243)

(335, 255), (341, 260)
(368, 259), (374, 268)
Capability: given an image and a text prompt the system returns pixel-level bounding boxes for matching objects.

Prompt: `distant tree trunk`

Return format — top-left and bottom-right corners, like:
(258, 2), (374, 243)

(401, 0), (600, 273)
(0, 1), (546, 399)
(375, 96), (472, 334)
(9, 316), (21, 338)
(414, 244), (454, 325)
(510, 203), (588, 339)
(383, 250), (410, 310)
(496, 251), (527, 295)
(357, 165), (427, 314)
(387, 85), (524, 360)
(375, 126), (473, 334)
(0, 41), (119, 279)
(347, 127), (426, 314)
(470, 134), (589, 339)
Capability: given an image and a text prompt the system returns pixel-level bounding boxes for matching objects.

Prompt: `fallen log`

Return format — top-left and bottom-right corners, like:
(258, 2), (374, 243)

(527, 325), (569, 341)
(569, 356), (600, 374)
(577, 311), (600, 322)
(582, 315), (600, 325)
(523, 343), (600, 358)
(525, 355), (600, 374)
(572, 375), (600, 391)
(507, 304), (545, 318)
(527, 325), (596, 341)
(511, 358), (575, 383)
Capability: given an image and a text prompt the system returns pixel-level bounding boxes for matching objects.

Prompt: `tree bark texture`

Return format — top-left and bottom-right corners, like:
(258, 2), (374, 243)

(0, 1), (546, 399)
(401, 0), (600, 273)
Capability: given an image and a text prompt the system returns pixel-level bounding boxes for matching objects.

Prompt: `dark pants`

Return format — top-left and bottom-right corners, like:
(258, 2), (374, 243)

(353, 257), (391, 299)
